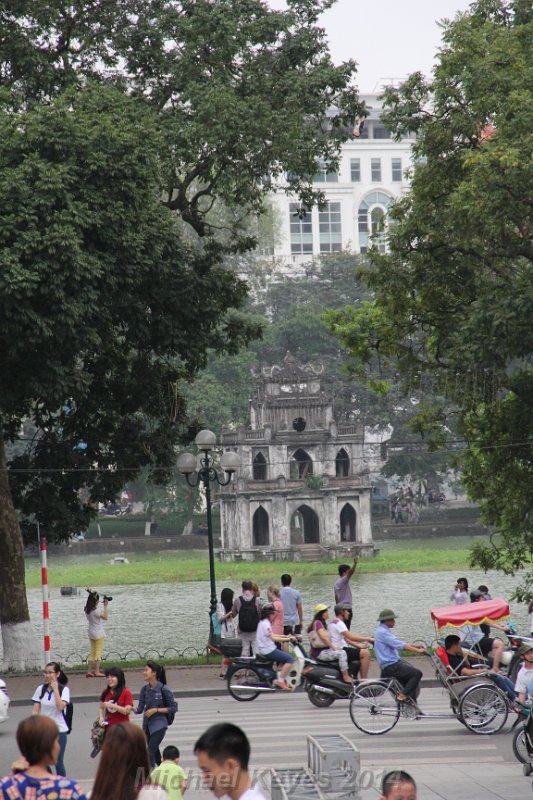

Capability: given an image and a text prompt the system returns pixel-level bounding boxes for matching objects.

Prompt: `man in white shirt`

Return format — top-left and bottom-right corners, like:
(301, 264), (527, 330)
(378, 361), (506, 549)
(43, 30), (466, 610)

(328, 603), (373, 679)
(195, 722), (267, 800)
(515, 642), (533, 704)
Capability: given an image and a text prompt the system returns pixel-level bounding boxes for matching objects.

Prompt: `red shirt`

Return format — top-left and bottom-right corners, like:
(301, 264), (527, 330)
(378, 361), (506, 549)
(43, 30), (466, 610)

(102, 687), (133, 726)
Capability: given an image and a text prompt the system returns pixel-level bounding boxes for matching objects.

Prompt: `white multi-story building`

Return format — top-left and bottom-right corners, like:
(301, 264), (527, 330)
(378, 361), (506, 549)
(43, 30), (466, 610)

(270, 93), (415, 268)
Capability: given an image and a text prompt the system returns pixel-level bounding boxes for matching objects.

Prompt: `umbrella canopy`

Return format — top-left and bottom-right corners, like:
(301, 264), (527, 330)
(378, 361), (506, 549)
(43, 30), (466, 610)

(430, 597), (510, 630)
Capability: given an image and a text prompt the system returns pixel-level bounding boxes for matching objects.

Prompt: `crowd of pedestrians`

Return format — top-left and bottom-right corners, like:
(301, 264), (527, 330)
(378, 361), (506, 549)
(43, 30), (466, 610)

(3, 567), (532, 800)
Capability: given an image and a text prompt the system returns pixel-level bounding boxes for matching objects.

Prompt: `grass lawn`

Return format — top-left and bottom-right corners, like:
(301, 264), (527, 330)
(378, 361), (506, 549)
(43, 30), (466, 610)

(24, 537), (476, 588)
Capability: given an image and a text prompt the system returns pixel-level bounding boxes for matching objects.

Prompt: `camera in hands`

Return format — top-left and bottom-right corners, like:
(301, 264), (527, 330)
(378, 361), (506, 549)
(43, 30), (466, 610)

(86, 588), (113, 602)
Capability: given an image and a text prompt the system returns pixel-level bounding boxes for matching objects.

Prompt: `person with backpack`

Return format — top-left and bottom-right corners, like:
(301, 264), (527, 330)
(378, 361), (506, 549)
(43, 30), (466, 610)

(31, 662), (71, 776)
(135, 661), (177, 768)
(232, 580), (262, 657)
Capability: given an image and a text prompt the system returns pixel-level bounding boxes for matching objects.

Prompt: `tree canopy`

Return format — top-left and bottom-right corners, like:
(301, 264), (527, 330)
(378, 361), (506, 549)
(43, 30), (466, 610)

(1, 0), (361, 243)
(326, 0), (533, 596)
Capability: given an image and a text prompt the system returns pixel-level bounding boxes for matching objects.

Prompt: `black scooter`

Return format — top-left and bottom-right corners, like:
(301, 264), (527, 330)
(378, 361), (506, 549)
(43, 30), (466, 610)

(302, 653), (361, 707)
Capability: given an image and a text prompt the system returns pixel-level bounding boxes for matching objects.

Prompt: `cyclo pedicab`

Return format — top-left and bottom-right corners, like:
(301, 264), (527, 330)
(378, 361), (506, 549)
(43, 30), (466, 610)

(349, 597), (513, 735)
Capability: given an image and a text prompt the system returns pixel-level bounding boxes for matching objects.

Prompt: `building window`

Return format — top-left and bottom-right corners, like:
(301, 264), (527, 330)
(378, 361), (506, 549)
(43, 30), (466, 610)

(289, 203), (313, 255)
(371, 207), (386, 251)
(335, 448), (350, 477)
(392, 158), (402, 182)
(290, 449), (313, 479)
(350, 159), (361, 182)
(373, 124), (392, 139)
(371, 158), (381, 182)
(252, 507), (269, 547)
(252, 452), (267, 481)
(358, 191), (392, 253)
(313, 159), (338, 183)
(318, 202), (342, 253)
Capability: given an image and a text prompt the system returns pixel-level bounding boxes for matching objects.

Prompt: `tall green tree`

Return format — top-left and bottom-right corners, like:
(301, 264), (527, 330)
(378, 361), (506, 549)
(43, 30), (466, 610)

(326, 0), (533, 596)
(0, 1), (360, 667)
(0, 83), (259, 667)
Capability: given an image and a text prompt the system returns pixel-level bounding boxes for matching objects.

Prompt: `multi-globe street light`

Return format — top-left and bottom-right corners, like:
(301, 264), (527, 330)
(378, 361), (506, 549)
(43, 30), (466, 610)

(177, 429), (239, 644)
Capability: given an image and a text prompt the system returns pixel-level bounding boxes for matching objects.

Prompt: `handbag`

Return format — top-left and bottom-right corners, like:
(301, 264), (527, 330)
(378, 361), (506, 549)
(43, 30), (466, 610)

(211, 610), (222, 637)
(90, 719), (106, 758)
(308, 625), (324, 649)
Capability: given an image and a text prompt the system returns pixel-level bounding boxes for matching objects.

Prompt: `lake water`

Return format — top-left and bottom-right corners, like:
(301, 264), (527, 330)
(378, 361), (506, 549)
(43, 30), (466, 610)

(1, 541), (530, 666)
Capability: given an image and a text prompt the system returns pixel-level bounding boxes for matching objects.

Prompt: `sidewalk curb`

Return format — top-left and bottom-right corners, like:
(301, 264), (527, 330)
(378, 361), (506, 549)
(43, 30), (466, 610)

(10, 677), (441, 707)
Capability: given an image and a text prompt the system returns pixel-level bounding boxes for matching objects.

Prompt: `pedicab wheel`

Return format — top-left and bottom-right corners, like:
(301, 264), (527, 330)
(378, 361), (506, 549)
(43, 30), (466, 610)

(512, 728), (529, 765)
(458, 683), (508, 734)
(349, 681), (400, 735)
(227, 666), (262, 701)
(306, 685), (335, 708)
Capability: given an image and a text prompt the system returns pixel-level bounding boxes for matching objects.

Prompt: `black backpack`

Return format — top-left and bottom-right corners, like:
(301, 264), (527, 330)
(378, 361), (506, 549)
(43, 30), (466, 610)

(63, 700), (74, 733)
(238, 597), (259, 632)
(161, 684), (177, 726)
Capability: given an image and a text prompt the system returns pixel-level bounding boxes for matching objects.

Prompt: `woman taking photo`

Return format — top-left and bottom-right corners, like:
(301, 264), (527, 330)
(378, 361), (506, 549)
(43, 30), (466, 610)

(0, 716), (86, 800)
(84, 590), (109, 677)
(216, 587), (236, 679)
(99, 666), (133, 727)
(31, 662), (70, 775)
(307, 604), (352, 684)
(91, 722), (167, 800)
(136, 662), (177, 768)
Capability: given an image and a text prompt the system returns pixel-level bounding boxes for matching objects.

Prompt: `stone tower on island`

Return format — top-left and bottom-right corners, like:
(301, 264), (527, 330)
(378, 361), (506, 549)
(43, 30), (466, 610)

(218, 352), (374, 561)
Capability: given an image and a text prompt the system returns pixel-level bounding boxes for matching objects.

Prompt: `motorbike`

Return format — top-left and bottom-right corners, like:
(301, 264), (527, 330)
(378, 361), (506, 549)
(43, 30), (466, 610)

(224, 638), (307, 700)
(301, 653), (361, 707)
(223, 638), (360, 706)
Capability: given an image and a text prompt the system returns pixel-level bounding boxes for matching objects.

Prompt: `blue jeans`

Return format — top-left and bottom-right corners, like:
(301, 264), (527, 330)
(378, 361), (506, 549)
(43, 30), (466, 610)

(263, 648), (294, 665)
(489, 673), (516, 702)
(56, 732), (68, 775)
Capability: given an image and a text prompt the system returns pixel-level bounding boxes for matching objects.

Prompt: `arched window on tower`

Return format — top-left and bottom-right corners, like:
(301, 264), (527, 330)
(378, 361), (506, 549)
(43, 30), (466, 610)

(252, 452), (268, 481)
(290, 449), (313, 479)
(253, 507), (270, 547)
(335, 448), (350, 477)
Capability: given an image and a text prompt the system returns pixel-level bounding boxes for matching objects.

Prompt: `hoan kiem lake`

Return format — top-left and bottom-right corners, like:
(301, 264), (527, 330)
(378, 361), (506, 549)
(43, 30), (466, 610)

(2, 535), (530, 666)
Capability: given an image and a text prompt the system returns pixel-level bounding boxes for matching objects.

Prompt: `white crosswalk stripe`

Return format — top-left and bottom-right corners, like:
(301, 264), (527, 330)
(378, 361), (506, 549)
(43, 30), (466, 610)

(158, 688), (507, 789)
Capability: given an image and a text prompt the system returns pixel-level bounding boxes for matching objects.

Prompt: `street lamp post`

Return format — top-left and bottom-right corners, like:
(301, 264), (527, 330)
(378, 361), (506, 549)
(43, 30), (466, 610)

(177, 430), (240, 645)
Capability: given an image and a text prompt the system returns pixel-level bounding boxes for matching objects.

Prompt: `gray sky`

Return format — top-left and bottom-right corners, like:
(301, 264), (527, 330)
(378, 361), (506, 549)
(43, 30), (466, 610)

(270, 0), (474, 92)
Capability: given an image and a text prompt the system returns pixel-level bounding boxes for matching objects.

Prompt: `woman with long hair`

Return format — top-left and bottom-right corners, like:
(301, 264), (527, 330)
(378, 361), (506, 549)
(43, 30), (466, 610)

(267, 585), (284, 637)
(307, 604), (352, 684)
(136, 662), (177, 768)
(90, 721), (167, 800)
(99, 666), (133, 727)
(216, 587), (236, 679)
(84, 590), (109, 677)
(31, 662), (70, 775)
(0, 716), (87, 799)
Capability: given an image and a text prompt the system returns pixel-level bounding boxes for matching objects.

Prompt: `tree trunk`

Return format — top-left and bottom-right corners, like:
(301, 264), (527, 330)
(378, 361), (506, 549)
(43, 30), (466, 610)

(0, 437), (42, 670)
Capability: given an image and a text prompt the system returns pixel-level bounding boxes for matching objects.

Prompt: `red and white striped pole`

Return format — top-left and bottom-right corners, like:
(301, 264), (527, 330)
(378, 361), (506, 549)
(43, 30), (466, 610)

(40, 536), (51, 664)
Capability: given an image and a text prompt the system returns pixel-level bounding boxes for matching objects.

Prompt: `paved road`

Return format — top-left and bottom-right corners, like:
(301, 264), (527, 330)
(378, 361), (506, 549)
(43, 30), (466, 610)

(0, 689), (530, 800)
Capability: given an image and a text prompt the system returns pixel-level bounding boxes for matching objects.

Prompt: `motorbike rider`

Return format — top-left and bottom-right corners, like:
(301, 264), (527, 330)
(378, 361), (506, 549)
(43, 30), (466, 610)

(307, 604), (353, 684)
(256, 604), (296, 692)
(328, 603), (373, 679)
